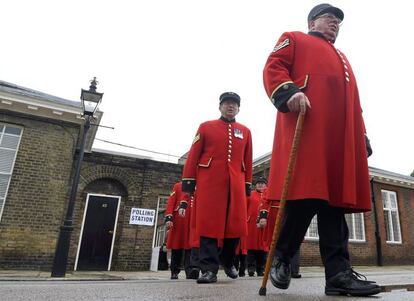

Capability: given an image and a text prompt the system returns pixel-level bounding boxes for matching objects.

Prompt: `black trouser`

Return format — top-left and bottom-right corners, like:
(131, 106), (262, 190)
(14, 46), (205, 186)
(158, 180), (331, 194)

(247, 250), (267, 274)
(188, 247), (200, 272)
(158, 246), (169, 270)
(234, 254), (247, 274)
(275, 199), (350, 279)
(291, 248), (300, 275)
(170, 249), (191, 275)
(199, 236), (239, 274)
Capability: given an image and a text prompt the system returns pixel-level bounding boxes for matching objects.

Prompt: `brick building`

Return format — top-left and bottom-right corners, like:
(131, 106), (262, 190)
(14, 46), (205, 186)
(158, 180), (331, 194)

(0, 80), (182, 271)
(253, 152), (414, 266)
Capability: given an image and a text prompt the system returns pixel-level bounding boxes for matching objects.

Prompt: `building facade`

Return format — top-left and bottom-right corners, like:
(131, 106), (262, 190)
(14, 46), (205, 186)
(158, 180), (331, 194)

(0, 80), (182, 271)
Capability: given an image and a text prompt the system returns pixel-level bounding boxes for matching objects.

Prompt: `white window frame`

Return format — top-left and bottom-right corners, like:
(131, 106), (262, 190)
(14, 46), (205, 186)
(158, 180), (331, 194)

(0, 123), (23, 221)
(381, 190), (402, 244)
(304, 213), (366, 242)
(304, 216), (319, 240)
(152, 195), (169, 248)
(346, 213), (366, 242)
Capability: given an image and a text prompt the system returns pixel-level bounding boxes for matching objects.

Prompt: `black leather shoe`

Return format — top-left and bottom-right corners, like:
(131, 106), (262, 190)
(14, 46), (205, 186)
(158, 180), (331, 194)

(197, 271), (217, 284)
(248, 271), (255, 277)
(239, 271), (245, 277)
(224, 265), (238, 279)
(291, 273), (302, 278)
(325, 269), (381, 296)
(270, 259), (291, 289)
(187, 268), (200, 279)
(170, 273), (178, 280)
(257, 271), (264, 277)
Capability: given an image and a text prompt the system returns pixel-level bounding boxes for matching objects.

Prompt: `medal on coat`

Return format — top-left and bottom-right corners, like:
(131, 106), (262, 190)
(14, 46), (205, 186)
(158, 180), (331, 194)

(234, 128), (244, 139)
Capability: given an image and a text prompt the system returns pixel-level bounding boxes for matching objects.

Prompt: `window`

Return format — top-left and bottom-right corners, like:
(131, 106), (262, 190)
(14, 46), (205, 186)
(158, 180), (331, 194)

(305, 216), (319, 240)
(345, 213), (365, 241)
(304, 213), (365, 241)
(0, 124), (23, 221)
(381, 190), (402, 243)
(153, 196), (169, 247)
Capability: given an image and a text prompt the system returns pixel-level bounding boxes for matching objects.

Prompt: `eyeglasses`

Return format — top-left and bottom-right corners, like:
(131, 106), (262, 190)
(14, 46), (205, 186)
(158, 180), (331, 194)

(315, 13), (342, 26)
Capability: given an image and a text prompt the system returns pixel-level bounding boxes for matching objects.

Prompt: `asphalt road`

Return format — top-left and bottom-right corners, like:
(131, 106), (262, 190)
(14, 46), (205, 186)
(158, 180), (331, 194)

(1, 272), (414, 301)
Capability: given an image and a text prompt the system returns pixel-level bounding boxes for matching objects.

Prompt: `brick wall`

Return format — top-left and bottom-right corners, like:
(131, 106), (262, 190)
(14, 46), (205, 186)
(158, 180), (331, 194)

(68, 152), (183, 271)
(0, 110), (79, 269)
(372, 182), (414, 265)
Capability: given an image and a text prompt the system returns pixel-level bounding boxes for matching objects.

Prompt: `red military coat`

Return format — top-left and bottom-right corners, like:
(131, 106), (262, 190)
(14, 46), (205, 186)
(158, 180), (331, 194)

(263, 31), (371, 213)
(188, 194), (199, 248)
(258, 189), (279, 251)
(182, 118), (253, 239)
(165, 182), (191, 250)
(246, 190), (266, 251)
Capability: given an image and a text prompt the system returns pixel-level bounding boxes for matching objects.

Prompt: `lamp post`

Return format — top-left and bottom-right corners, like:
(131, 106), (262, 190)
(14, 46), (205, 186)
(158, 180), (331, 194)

(51, 78), (103, 277)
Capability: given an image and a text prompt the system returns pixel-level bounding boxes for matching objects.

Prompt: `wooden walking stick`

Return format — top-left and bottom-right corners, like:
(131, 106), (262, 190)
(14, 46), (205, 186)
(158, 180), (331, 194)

(259, 111), (305, 296)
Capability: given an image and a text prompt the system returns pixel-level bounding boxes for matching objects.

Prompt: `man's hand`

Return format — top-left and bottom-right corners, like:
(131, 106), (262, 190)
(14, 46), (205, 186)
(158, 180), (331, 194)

(166, 221), (173, 229)
(178, 208), (186, 217)
(287, 92), (311, 113)
(258, 218), (267, 228)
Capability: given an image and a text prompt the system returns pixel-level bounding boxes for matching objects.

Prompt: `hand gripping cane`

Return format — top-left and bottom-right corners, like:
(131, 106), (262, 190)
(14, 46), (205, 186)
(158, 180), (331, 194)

(259, 111), (305, 296)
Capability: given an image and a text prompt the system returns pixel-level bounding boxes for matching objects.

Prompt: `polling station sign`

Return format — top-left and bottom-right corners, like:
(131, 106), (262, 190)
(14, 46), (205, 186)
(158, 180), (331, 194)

(129, 208), (156, 226)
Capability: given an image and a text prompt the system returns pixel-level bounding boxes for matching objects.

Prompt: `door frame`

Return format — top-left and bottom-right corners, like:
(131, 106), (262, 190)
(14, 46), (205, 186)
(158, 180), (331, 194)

(74, 193), (121, 271)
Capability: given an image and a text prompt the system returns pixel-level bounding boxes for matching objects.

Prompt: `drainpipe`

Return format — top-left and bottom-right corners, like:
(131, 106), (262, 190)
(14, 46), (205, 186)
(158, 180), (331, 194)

(370, 177), (383, 266)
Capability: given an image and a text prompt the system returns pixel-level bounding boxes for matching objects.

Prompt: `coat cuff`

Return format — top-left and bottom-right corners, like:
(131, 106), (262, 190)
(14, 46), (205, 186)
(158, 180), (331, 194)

(271, 83), (301, 113)
(179, 201), (188, 209)
(165, 215), (173, 223)
(245, 182), (252, 196)
(182, 179), (196, 193)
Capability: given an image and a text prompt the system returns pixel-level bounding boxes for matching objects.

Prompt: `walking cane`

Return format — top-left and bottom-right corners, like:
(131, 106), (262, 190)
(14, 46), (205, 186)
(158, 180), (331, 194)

(259, 111), (305, 296)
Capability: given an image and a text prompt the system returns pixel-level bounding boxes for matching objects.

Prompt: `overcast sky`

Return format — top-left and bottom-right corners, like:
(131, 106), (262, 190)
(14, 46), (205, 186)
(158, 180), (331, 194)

(1, 0), (413, 176)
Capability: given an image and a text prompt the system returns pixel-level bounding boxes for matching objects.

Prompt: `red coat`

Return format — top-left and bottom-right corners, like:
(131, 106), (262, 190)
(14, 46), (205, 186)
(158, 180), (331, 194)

(263, 31), (371, 213)
(182, 118), (253, 239)
(236, 236), (248, 255)
(258, 190), (279, 252)
(246, 190), (266, 251)
(188, 195), (199, 248)
(165, 182), (191, 250)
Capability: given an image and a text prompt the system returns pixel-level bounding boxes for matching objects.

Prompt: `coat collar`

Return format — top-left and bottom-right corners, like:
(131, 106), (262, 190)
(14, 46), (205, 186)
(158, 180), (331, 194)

(220, 116), (236, 123)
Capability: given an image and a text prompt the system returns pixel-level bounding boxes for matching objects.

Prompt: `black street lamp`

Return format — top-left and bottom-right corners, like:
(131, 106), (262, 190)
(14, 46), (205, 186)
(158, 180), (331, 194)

(51, 78), (103, 277)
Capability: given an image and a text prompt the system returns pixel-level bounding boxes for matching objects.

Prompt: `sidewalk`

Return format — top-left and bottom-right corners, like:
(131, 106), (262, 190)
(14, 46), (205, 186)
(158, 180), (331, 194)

(1, 265), (414, 288)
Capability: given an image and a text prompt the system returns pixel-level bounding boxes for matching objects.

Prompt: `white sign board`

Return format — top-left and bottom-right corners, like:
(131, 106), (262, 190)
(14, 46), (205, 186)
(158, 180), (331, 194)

(129, 208), (156, 226)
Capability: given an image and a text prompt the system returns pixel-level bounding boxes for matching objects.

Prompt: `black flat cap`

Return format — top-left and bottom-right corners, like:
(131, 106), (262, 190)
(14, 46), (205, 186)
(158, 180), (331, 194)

(255, 177), (268, 185)
(219, 92), (241, 106)
(308, 3), (344, 24)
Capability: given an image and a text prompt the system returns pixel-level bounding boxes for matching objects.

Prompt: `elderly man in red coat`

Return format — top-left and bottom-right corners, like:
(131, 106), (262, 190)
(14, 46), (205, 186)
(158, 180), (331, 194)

(164, 182), (192, 279)
(263, 3), (379, 296)
(246, 177), (268, 277)
(182, 92), (253, 284)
